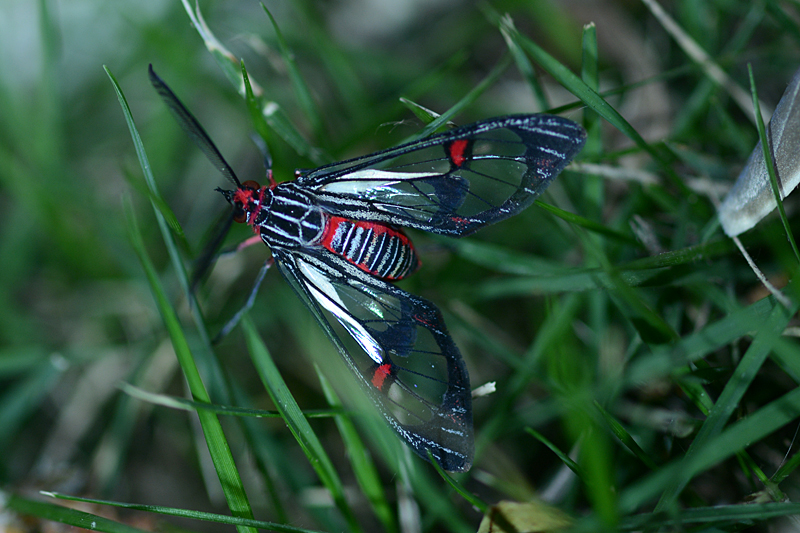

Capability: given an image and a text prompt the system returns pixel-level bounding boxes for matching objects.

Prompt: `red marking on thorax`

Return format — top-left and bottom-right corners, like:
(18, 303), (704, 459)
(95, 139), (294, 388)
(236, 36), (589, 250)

(371, 363), (392, 390)
(232, 188), (255, 207)
(449, 139), (469, 167)
(233, 186), (268, 233)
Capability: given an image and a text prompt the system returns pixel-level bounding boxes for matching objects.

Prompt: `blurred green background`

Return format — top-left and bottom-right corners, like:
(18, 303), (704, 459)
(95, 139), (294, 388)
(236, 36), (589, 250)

(4, 0), (800, 531)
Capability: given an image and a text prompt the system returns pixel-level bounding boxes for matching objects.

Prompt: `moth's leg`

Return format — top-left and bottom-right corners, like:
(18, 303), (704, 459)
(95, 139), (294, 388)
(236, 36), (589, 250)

(212, 257), (274, 344)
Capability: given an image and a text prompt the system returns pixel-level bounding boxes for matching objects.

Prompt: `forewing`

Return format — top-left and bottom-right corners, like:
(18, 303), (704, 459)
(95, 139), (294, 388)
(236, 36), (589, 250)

(271, 248), (473, 472)
(297, 114), (586, 236)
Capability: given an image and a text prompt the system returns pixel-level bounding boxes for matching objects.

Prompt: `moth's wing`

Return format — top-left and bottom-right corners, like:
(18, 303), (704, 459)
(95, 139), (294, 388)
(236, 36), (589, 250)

(271, 248), (473, 472)
(296, 114), (586, 236)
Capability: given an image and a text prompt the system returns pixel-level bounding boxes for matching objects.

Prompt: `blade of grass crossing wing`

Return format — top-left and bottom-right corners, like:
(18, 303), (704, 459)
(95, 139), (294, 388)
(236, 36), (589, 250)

(500, 18), (641, 146)
(428, 454), (488, 513)
(241, 317), (362, 532)
(410, 55), (512, 141)
(124, 200), (256, 532)
(316, 367), (397, 533)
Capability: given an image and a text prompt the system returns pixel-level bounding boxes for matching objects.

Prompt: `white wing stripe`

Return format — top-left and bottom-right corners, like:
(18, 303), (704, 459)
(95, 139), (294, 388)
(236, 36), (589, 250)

(297, 258), (384, 365)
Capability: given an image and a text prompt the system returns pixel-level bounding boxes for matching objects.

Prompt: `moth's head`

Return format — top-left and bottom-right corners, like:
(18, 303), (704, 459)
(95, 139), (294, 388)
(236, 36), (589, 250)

(217, 180), (262, 224)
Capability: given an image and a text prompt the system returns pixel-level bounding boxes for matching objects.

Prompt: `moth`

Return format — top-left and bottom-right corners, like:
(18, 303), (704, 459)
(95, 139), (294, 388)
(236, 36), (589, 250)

(149, 65), (586, 472)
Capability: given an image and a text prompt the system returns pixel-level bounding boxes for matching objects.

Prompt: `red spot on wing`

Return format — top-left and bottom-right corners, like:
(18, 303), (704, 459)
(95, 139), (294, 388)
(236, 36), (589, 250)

(414, 314), (433, 327)
(448, 139), (470, 167)
(449, 215), (472, 230)
(371, 363), (393, 390)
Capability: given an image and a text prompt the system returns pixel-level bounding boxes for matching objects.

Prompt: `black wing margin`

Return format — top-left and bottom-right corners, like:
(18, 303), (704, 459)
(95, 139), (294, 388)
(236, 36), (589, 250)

(297, 114), (586, 236)
(271, 248), (474, 472)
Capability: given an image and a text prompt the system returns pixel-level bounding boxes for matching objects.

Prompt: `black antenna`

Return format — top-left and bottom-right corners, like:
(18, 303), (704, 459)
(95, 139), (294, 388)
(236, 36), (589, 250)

(148, 64), (242, 188)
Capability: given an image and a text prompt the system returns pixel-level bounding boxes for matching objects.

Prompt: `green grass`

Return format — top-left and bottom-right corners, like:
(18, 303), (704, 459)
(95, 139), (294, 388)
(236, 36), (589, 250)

(2, 0), (800, 531)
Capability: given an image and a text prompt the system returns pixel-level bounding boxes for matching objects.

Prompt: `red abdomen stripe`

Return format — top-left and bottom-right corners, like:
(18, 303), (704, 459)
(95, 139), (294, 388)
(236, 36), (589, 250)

(320, 216), (420, 280)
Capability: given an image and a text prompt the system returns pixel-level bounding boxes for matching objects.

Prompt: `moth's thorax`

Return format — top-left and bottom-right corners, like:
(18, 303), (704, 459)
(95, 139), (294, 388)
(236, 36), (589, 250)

(249, 182), (326, 248)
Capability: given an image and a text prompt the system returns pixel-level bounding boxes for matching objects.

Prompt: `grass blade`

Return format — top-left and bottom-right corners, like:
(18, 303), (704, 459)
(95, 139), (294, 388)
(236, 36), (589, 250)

(8, 494), (149, 533)
(654, 287), (798, 510)
(747, 64), (800, 263)
(242, 316), (362, 532)
(125, 199), (257, 532)
(262, 4), (324, 139)
(43, 492), (324, 532)
(180, 0), (328, 166)
(317, 368), (397, 533)
(110, 66), (256, 532)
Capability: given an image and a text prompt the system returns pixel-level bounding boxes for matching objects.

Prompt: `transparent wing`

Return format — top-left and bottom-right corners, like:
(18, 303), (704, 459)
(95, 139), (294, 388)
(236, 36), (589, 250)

(271, 248), (474, 472)
(297, 114), (586, 236)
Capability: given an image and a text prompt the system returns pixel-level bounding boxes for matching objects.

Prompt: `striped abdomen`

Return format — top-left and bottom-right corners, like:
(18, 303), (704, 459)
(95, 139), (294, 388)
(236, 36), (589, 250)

(320, 216), (420, 280)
